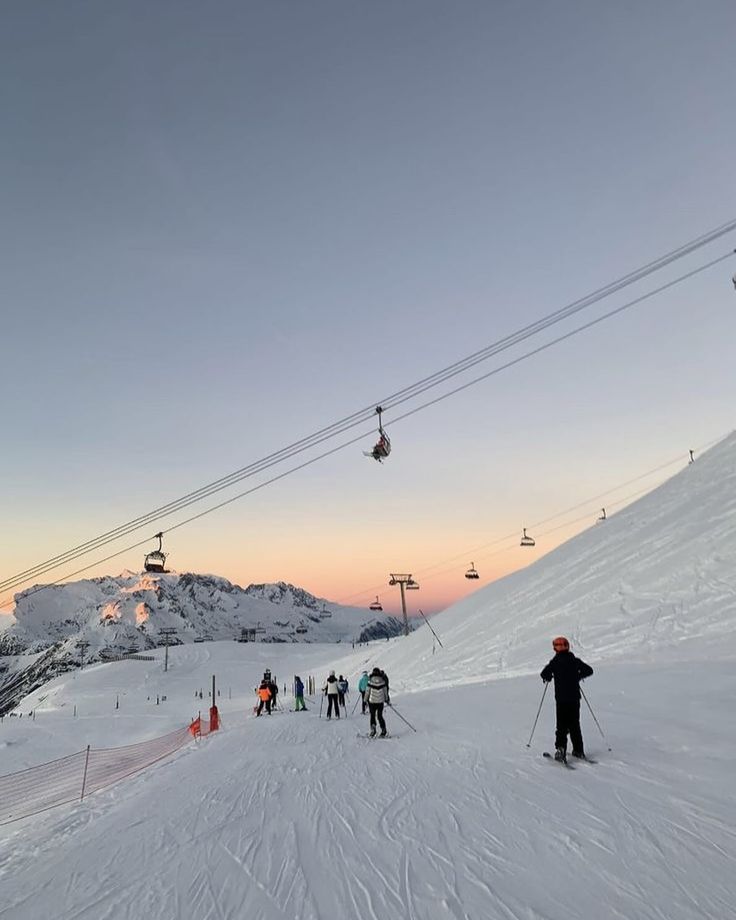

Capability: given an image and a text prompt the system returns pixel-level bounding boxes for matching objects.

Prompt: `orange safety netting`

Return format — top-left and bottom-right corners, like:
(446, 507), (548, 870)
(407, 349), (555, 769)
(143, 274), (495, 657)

(0, 724), (193, 826)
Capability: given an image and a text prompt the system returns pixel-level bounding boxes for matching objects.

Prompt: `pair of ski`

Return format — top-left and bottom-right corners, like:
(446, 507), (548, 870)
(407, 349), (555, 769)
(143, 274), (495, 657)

(542, 751), (597, 769)
(357, 732), (393, 740)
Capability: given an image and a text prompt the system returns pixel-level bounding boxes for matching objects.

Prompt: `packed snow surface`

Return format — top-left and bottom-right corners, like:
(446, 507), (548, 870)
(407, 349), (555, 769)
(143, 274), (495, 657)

(0, 434), (735, 920)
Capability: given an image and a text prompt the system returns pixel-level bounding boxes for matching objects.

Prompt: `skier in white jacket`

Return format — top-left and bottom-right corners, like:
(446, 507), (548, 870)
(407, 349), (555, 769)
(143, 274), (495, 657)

(366, 667), (389, 737)
(323, 670), (341, 719)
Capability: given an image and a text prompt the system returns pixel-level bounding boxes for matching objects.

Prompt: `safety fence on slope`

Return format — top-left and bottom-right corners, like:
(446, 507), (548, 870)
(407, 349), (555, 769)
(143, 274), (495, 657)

(0, 716), (216, 827)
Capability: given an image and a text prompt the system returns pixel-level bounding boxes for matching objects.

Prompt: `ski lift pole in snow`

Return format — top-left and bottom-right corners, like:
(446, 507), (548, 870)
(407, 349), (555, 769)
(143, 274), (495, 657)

(388, 573), (414, 636)
(418, 609), (444, 649)
(388, 702), (417, 733)
(525, 681), (549, 748)
(580, 686), (611, 751)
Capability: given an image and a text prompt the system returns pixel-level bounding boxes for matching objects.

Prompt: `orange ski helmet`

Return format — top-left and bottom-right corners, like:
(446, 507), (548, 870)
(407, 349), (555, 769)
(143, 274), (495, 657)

(552, 636), (570, 652)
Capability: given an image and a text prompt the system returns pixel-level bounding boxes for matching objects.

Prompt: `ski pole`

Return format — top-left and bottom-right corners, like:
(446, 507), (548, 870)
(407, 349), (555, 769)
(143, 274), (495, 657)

(526, 681), (549, 747)
(388, 702), (417, 732)
(418, 609), (444, 648)
(319, 693), (324, 719)
(351, 694), (360, 715)
(580, 687), (611, 751)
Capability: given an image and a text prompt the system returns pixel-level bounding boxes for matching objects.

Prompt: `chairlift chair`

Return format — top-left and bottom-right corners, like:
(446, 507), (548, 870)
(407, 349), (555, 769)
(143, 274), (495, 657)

(520, 528), (536, 548)
(406, 579), (420, 590)
(144, 532), (168, 573)
(367, 406), (391, 462)
(597, 508), (606, 522)
(369, 596), (383, 611)
(465, 562), (480, 580)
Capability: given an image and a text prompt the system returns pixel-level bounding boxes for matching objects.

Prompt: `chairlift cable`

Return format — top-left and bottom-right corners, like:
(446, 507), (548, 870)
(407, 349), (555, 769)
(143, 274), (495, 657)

(1, 234), (734, 596)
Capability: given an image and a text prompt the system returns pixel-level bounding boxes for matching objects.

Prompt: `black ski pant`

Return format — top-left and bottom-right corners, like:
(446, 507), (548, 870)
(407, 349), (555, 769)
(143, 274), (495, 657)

(369, 702), (386, 734)
(257, 699), (271, 716)
(327, 695), (340, 718)
(361, 690), (367, 714)
(555, 700), (583, 753)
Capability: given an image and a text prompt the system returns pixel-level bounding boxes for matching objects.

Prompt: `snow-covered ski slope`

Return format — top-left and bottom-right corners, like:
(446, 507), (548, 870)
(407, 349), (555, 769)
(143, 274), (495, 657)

(374, 431), (736, 693)
(1, 434), (735, 920)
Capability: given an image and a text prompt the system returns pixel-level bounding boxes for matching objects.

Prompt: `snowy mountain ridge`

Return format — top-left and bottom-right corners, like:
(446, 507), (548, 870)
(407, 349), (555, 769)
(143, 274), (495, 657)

(1, 573), (401, 656)
(0, 572), (403, 714)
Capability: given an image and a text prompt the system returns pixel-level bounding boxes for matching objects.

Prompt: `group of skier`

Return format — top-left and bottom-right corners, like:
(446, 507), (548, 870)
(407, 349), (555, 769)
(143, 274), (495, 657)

(321, 666), (391, 736)
(252, 635), (594, 754)
(254, 669), (279, 716)
(252, 665), (393, 737)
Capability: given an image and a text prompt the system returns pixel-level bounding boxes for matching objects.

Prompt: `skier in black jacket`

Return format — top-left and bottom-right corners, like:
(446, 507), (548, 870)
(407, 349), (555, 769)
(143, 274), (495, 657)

(540, 636), (593, 762)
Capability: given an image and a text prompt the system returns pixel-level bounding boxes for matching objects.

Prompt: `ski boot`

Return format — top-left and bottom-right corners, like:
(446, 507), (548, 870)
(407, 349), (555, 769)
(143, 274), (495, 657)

(554, 747), (567, 763)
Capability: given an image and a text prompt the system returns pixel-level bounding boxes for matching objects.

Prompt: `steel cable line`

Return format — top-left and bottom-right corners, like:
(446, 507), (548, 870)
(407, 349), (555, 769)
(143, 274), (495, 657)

(1, 431), (369, 607)
(413, 483), (664, 588)
(4, 234), (734, 594)
(2, 231), (735, 594)
(338, 430), (730, 602)
(373, 220), (736, 414)
(2, 251), (732, 597)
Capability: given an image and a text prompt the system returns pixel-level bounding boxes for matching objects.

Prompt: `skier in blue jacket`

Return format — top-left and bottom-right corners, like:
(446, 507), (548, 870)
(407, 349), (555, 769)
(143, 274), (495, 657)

(357, 670), (369, 714)
(294, 676), (307, 711)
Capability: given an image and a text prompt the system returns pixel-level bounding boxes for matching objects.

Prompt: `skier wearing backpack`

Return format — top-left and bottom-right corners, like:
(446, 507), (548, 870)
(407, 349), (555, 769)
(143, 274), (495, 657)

(540, 636), (594, 762)
(366, 666), (390, 737)
(337, 675), (349, 707)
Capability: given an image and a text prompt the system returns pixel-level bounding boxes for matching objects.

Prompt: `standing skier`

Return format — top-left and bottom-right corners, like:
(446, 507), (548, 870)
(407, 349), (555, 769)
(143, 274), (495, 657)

(540, 636), (593, 762)
(268, 677), (279, 711)
(337, 675), (349, 708)
(323, 670), (341, 719)
(294, 676), (307, 711)
(256, 680), (272, 716)
(366, 666), (390, 737)
(358, 670), (369, 714)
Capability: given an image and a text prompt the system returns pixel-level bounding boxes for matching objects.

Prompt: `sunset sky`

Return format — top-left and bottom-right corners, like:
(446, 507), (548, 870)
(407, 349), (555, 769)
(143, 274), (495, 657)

(2, 1), (735, 617)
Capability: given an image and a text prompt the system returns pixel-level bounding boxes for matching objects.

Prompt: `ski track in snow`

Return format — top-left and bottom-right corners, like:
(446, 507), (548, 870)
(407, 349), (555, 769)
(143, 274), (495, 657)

(3, 436), (736, 919)
(2, 665), (736, 920)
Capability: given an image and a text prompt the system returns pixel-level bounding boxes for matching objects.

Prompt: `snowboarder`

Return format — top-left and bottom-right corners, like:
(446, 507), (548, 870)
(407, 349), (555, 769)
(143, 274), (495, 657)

(323, 670), (340, 719)
(337, 675), (348, 707)
(256, 680), (272, 716)
(540, 636), (593, 762)
(366, 666), (390, 737)
(294, 676), (307, 711)
(358, 670), (369, 713)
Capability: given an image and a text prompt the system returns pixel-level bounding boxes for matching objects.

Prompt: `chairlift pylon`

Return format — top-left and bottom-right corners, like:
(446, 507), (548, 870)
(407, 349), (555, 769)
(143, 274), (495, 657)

(465, 562), (479, 580)
(520, 528), (535, 548)
(365, 406), (391, 462)
(144, 532), (168, 573)
(369, 596), (383, 612)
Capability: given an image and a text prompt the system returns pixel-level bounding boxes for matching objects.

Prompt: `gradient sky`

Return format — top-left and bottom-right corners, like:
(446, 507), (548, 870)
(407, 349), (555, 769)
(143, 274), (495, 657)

(2, 1), (735, 617)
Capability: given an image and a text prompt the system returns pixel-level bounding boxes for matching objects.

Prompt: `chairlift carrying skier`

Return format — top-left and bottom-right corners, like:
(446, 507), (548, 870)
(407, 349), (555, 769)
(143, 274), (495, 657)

(365, 406), (392, 462)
